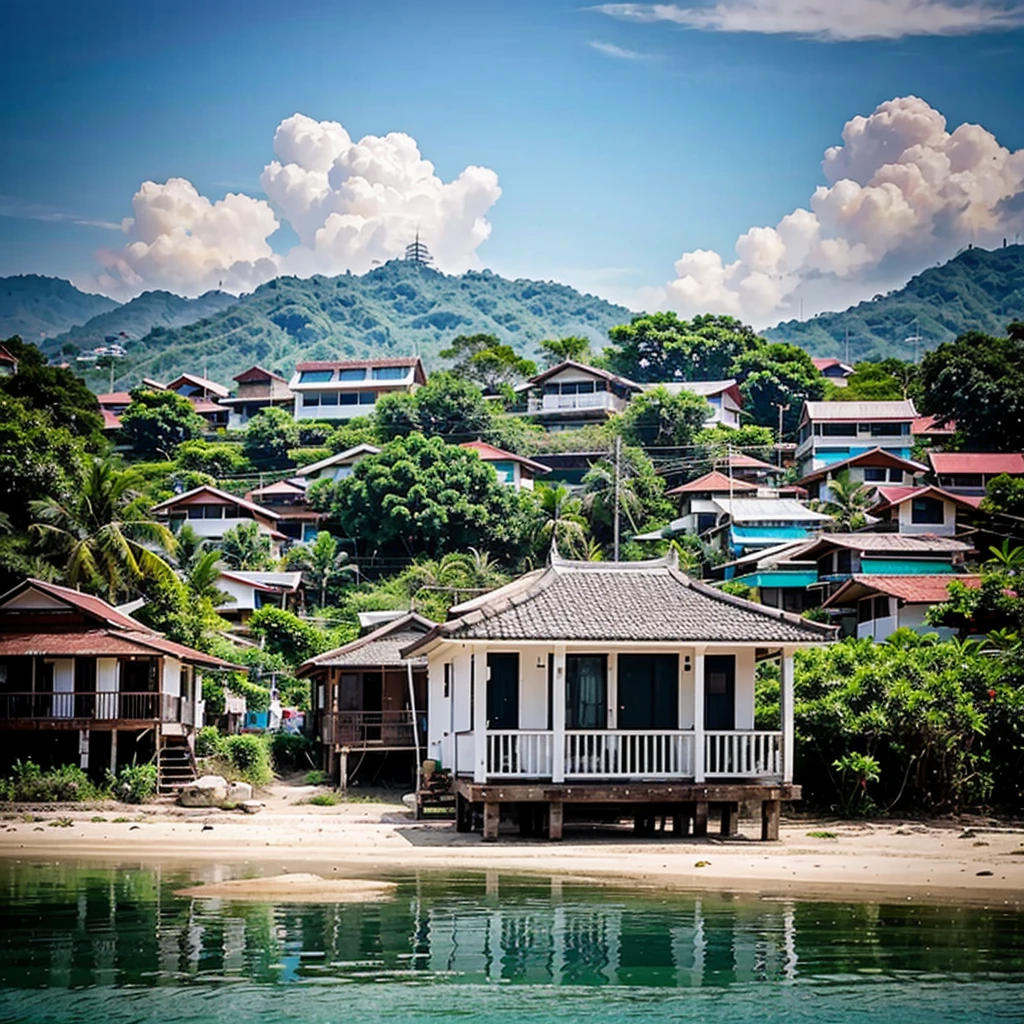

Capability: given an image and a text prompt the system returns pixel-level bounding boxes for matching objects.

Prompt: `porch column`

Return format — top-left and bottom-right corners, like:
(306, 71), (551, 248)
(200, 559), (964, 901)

(692, 646), (706, 783)
(474, 651), (487, 783)
(552, 645), (566, 783)
(780, 649), (795, 783)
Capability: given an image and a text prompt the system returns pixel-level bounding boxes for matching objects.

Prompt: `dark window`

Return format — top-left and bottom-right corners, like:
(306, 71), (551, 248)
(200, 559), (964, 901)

(442, 663), (450, 699)
(339, 392), (359, 405)
(618, 654), (678, 730)
(863, 468), (887, 482)
(338, 368), (365, 381)
(869, 422), (903, 436)
(835, 550), (853, 575)
(566, 654), (607, 729)
(302, 392), (320, 407)
(858, 598), (873, 623)
(359, 391), (376, 405)
(320, 391), (339, 406)
(874, 595), (890, 619)
(372, 366), (408, 380)
(299, 370), (333, 383)
(911, 497), (944, 524)
(822, 423), (854, 436)
(889, 468), (903, 482)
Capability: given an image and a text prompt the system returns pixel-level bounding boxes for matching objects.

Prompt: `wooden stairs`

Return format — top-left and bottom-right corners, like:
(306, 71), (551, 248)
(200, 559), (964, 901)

(158, 735), (198, 796)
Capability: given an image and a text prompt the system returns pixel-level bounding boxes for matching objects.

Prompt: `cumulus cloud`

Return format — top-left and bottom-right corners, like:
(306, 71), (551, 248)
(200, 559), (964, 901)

(662, 96), (1024, 325)
(96, 114), (502, 298)
(591, 0), (1024, 41)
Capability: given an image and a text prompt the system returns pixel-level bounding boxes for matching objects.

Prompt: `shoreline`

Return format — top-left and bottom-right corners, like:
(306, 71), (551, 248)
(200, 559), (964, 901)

(3, 798), (1024, 909)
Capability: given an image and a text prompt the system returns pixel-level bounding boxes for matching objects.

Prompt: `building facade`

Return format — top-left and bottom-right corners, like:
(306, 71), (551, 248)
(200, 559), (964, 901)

(795, 401), (917, 476)
(289, 358), (425, 422)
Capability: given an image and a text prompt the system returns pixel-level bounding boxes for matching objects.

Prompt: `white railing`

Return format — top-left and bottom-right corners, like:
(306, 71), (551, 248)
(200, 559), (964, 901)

(528, 393), (622, 414)
(486, 730), (555, 777)
(565, 730), (695, 779)
(704, 731), (782, 778)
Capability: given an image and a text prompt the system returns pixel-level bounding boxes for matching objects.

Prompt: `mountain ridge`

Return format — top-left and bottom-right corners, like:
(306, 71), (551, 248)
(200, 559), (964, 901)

(0, 274), (120, 340)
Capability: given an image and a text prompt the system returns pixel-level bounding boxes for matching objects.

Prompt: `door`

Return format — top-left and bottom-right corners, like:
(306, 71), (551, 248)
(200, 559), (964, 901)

(704, 655), (736, 731)
(618, 654), (678, 730)
(486, 653), (520, 730)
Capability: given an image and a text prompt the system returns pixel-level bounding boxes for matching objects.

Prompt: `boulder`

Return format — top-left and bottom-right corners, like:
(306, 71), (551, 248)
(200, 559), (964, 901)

(178, 775), (229, 808)
(240, 800), (265, 815)
(227, 781), (253, 802)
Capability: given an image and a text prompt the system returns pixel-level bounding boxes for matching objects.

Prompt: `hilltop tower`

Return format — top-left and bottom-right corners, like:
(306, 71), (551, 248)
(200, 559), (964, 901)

(404, 230), (434, 266)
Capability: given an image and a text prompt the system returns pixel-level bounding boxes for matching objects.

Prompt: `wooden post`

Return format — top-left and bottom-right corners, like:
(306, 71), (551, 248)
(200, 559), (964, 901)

(548, 801), (564, 841)
(552, 645), (566, 783)
(693, 800), (708, 837)
(780, 650), (795, 783)
(693, 648), (706, 783)
(483, 801), (500, 841)
(109, 729), (118, 775)
(456, 793), (472, 832)
(761, 798), (781, 841)
(720, 802), (739, 837)
(474, 651), (488, 783)
(338, 747), (349, 796)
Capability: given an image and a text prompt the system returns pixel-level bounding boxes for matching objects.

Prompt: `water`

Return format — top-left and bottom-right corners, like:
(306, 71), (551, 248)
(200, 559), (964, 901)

(0, 861), (1022, 1023)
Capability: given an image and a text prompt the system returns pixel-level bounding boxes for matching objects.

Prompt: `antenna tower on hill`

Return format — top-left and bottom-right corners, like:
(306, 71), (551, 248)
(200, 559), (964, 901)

(404, 229), (434, 266)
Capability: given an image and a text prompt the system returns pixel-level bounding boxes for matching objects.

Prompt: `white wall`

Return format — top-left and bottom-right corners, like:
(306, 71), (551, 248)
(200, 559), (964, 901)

(162, 657), (181, 697)
(217, 576), (257, 613)
(733, 648), (756, 730)
(519, 647), (552, 729)
(896, 498), (956, 537)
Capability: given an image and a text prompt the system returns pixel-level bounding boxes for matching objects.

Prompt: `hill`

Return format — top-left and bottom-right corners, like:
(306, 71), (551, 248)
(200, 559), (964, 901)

(100, 261), (635, 388)
(766, 244), (1024, 361)
(45, 290), (239, 353)
(0, 275), (120, 341)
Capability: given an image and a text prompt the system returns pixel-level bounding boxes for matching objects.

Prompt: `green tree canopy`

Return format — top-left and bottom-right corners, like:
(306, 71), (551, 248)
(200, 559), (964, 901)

(175, 439), (248, 477)
(539, 336), (593, 367)
(283, 530), (352, 608)
(439, 333), (537, 394)
(120, 388), (206, 460)
(836, 359), (919, 401)
(617, 386), (710, 448)
(243, 405), (301, 465)
(732, 342), (826, 435)
(220, 520), (275, 571)
(375, 370), (495, 442)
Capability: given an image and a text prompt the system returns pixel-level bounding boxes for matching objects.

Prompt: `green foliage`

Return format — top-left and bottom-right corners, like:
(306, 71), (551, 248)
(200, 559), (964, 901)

(832, 752), (881, 816)
(732, 341), (827, 435)
(248, 606), (333, 665)
(375, 371), (495, 442)
(120, 388), (206, 459)
(243, 406), (300, 464)
(579, 446), (672, 549)
(390, 549), (510, 620)
(813, 471), (876, 532)
(219, 520), (274, 570)
(283, 531), (352, 607)
(0, 760), (104, 803)
(175, 439), (248, 477)
(617, 386), (710, 448)
(439, 333), (537, 393)
(308, 792), (338, 806)
(832, 360), (919, 402)
(271, 732), (316, 772)
(109, 762), (158, 804)
(694, 424), (776, 465)
(196, 726), (225, 758)
(326, 418), (381, 453)
(223, 734), (273, 787)
(718, 580), (753, 599)
(305, 769), (330, 785)
(982, 474), (1024, 520)
(539, 335), (593, 367)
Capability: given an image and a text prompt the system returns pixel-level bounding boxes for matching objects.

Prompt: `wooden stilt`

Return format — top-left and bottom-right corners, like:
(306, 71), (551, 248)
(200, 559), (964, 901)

(548, 801), (564, 841)
(761, 799), (781, 841)
(483, 801), (500, 841)
(338, 747), (348, 797)
(720, 802), (739, 836)
(456, 794), (472, 832)
(693, 801), (708, 837)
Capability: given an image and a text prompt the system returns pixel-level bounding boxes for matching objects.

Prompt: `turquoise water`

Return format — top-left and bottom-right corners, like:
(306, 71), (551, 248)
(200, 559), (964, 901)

(0, 861), (1022, 1023)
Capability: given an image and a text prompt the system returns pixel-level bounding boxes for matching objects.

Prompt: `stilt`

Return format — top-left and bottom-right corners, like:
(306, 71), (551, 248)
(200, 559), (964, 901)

(338, 747), (348, 797)
(548, 801), (564, 842)
(720, 802), (739, 837)
(109, 729), (118, 775)
(693, 801), (708, 837)
(674, 803), (692, 837)
(483, 801), (500, 842)
(761, 798), (781, 841)
(456, 793), (472, 833)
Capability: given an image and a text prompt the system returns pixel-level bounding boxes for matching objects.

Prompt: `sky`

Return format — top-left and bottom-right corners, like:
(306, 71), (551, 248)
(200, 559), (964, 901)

(1, 0), (1023, 326)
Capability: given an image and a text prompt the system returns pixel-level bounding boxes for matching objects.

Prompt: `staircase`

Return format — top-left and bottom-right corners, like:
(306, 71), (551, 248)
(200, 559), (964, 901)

(158, 735), (198, 795)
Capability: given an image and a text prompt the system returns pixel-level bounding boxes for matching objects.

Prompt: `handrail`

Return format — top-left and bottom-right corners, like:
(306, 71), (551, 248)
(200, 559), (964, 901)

(0, 691), (192, 723)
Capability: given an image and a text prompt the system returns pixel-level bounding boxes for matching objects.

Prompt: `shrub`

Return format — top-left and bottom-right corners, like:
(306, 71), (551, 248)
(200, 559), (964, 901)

(305, 769), (330, 786)
(196, 726), (225, 758)
(271, 732), (315, 772)
(308, 792), (338, 806)
(109, 763), (158, 804)
(224, 734), (273, 787)
(1, 760), (103, 802)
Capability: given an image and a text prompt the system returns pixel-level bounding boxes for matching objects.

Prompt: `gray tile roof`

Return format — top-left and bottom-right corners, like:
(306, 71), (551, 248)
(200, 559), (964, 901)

(403, 551), (835, 650)
(804, 533), (972, 554)
(300, 614), (435, 673)
(803, 400), (917, 421)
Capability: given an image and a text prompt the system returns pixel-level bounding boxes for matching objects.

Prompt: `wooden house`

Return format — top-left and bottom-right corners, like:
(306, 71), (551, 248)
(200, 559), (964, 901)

(220, 365), (294, 430)
(402, 547), (835, 841)
(0, 578), (237, 792)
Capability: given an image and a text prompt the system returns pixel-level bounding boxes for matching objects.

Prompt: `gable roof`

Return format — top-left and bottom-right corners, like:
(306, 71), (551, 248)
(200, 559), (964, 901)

(217, 570), (303, 593)
(646, 379), (744, 406)
(299, 613), (436, 674)
(711, 498), (833, 524)
(164, 373), (230, 399)
(295, 444), (382, 477)
(821, 574), (981, 609)
(96, 391), (133, 406)
(871, 484), (983, 512)
(802, 400), (917, 422)
(797, 447), (928, 485)
(233, 365), (287, 384)
(460, 440), (550, 474)
(403, 548), (835, 652)
(247, 479), (308, 500)
(0, 578), (154, 632)
(667, 471), (758, 496)
(929, 452), (1024, 476)
(912, 414), (956, 437)
(720, 452), (777, 471)
(525, 360), (642, 392)
(0, 344), (17, 367)
(800, 532), (972, 557)
(150, 484), (279, 520)
(812, 357), (855, 375)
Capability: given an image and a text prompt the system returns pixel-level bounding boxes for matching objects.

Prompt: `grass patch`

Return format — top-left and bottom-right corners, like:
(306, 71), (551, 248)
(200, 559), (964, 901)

(48, 817), (74, 828)
(806, 830), (838, 839)
(112, 816), (132, 823)
(305, 770), (331, 786)
(90, 816), (108, 823)
(308, 792), (338, 807)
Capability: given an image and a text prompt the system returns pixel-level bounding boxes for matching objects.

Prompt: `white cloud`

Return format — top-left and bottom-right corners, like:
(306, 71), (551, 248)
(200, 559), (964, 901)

(590, 0), (1024, 41)
(587, 39), (652, 58)
(95, 114), (502, 298)
(661, 96), (1024, 326)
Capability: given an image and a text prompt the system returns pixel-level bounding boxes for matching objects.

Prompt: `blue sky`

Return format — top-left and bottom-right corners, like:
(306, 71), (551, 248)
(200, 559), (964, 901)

(2, 0), (1023, 322)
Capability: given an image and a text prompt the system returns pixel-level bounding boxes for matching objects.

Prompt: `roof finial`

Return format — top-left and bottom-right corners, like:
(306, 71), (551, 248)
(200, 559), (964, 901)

(548, 536), (563, 566)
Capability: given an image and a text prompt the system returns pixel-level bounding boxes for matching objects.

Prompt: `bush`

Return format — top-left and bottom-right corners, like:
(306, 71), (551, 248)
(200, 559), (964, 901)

(308, 792), (338, 806)
(1, 760), (103, 802)
(305, 769), (330, 785)
(224, 734), (273, 787)
(196, 726), (225, 758)
(110, 763), (158, 804)
(271, 732), (315, 772)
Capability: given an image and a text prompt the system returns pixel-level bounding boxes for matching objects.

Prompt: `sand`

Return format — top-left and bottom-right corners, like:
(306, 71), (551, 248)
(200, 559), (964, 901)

(174, 872), (396, 902)
(2, 784), (1022, 908)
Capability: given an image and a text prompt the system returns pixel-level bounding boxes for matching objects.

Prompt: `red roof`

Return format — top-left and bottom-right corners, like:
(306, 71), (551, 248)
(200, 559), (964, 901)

(150, 485), (280, 520)
(0, 631), (164, 657)
(101, 410), (122, 430)
(191, 398), (226, 415)
(872, 485), (983, 511)
(912, 414), (956, 436)
(667, 471), (758, 496)
(722, 453), (776, 471)
(930, 452), (1024, 476)
(460, 440), (550, 474)
(97, 392), (132, 406)
(234, 365), (287, 384)
(0, 578), (156, 633)
(811, 357), (853, 374)
(0, 344), (17, 367)
(797, 447), (926, 485)
(823, 574), (981, 608)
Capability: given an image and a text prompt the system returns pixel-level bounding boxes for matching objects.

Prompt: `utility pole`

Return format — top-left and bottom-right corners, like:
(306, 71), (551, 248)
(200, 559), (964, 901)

(613, 435), (622, 562)
(773, 402), (790, 468)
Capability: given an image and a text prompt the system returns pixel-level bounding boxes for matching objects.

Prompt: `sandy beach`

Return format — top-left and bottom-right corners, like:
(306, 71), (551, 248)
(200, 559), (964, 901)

(2, 783), (1022, 908)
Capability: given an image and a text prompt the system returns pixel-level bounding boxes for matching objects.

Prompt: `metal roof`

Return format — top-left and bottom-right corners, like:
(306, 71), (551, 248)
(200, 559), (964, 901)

(802, 400), (917, 421)
(712, 498), (833, 523)
(821, 574), (981, 609)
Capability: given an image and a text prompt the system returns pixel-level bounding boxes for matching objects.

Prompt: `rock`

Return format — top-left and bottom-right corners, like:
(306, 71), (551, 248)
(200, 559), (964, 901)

(227, 781), (253, 802)
(241, 800), (265, 815)
(959, 827), (976, 839)
(178, 775), (229, 808)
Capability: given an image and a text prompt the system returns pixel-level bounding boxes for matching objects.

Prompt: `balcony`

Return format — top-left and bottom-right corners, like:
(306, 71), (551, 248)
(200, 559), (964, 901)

(527, 392), (622, 415)
(0, 692), (195, 725)
(320, 710), (420, 749)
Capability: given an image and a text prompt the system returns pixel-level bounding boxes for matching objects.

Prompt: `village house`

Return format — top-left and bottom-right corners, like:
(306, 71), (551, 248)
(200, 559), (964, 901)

(301, 613), (434, 786)
(795, 400), (918, 477)
(719, 452), (780, 486)
(0, 578), (237, 792)
(811, 356), (855, 387)
(219, 365), (295, 430)
(797, 448), (927, 503)
(245, 478), (323, 543)
(289, 358), (426, 422)
(295, 444), (382, 484)
(715, 541), (821, 615)
(402, 547), (835, 842)
(151, 485), (286, 558)
(95, 390), (132, 431)
(646, 379), (743, 429)
(928, 452), (1024, 496)
(515, 361), (641, 430)
(214, 570), (304, 626)
(705, 498), (833, 558)
(459, 440), (550, 491)
(912, 414), (957, 448)
(665, 471), (758, 536)
(867, 484), (981, 538)
(160, 372), (230, 429)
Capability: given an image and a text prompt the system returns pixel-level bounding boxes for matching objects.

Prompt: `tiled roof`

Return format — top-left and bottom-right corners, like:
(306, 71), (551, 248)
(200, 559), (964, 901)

(803, 400), (917, 421)
(871, 485), (983, 511)
(912, 414), (956, 436)
(101, 410), (122, 430)
(460, 440), (550, 473)
(165, 373), (230, 398)
(191, 398), (226, 414)
(234, 365), (287, 384)
(300, 613), (435, 673)
(150, 484), (280, 519)
(930, 452), (1024, 475)
(797, 447), (927, 485)
(812, 357), (853, 373)
(802, 533), (972, 555)
(0, 344), (17, 366)
(96, 392), (133, 405)
(247, 479), (307, 499)
(0, 630), (165, 658)
(721, 452), (776, 470)
(822, 574), (981, 609)
(218, 570), (303, 593)
(667, 471), (757, 496)
(403, 550), (835, 649)
(0, 579), (154, 632)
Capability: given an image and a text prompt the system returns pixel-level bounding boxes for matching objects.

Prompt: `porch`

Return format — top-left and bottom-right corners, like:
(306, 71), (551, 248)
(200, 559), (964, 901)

(319, 709), (422, 750)
(0, 691), (196, 728)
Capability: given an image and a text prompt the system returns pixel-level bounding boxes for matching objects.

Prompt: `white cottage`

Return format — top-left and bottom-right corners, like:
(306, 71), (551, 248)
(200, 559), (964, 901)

(402, 547), (834, 841)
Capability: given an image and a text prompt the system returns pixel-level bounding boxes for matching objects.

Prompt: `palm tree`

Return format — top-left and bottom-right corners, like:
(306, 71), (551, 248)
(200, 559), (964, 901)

(818, 471), (876, 532)
(580, 459), (645, 534)
(986, 539), (1024, 571)
(220, 521), (274, 571)
(533, 484), (589, 559)
(29, 458), (175, 602)
(186, 548), (234, 608)
(173, 523), (207, 575)
(287, 531), (353, 608)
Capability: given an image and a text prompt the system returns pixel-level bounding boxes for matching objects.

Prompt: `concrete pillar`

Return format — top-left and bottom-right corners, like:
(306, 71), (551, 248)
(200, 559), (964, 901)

(483, 801), (500, 841)
(109, 729), (118, 775)
(780, 650), (795, 783)
(548, 801), (564, 841)
(693, 647), (706, 783)
(338, 747), (348, 796)
(79, 729), (90, 771)
(720, 802), (739, 837)
(693, 800), (708, 837)
(552, 645), (566, 783)
(761, 798), (781, 841)
(474, 651), (488, 783)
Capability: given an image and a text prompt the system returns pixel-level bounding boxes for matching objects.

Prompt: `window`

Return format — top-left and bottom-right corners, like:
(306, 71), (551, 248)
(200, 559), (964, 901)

(338, 368), (365, 381)
(340, 392), (359, 405)
(835, 549), (852, 575)
(566, 655), (607, 729)
(858, 598), (873, 623)
(443, 663), (451, 699)
(372, 366), (408, 380)
(299, 370), (333, 383)
(186, 506), (204, 519)
(911, 496), (944, 524)
(302, 392), (320, 407)
(320, 391), (339, 406)
(869, 422), (904, 437)
(822, 422), (854, 436)
(889, 468), (903, 482)
(864, 468), (887, 482)
(359, 391), (376, 405)
(204, 505), (223, 519)
(874, 595), (890, 619)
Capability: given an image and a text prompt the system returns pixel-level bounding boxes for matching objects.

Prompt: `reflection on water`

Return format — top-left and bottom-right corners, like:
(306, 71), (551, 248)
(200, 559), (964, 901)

(0, 862), (1022, 1022)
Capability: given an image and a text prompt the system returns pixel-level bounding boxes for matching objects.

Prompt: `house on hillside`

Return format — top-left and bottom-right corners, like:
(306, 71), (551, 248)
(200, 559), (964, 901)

(715, 541), (821, 615)
(245, 479), (323, 543)
(515, 361), (641, 430)
(706, 498), (833, 558)
(159, 372), (231, 429)
(215, 570), (304, 626)
(151, 485), (286, 558)
(96, 391), (132, 431)
(912, 415), (956, 448)
(720, 452), (779, 486)
(402, 547), (835, 842)
(295, 444), (382, 484)
(795, 400), (917, 476)
(811, 357), (855, 387)
(798, 448), (927, 503)
(647, 379), (743, 429)
(665, 471), (758, 535)
(289, 358), (426, 422)
(929, 452), (1024, 496)
(460, 440), (550, 491)
(0, 578), (237, 793)
(220, 365), (294, 430)
(867, 485), (981, 538)
(301, 613), (435, 786)
(821, 574), (981, 641)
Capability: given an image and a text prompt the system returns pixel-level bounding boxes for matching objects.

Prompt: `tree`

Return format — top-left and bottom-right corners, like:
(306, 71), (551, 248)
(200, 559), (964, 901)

(175, 440), (248, 477)
(29, 458), (175, 602)
(324, 433), (531, 560)
(981, 474), (1024, 522)
(375, 371), (496, 442)
(731, 342), (827, 435)
(539, 336), (593, 367)
(248, 606), (333, 665)
(120, 388), (205, 460)
(814, 471), (875, 532)
(918, 323), (1024, 451)
(837, 359), (919, 402)
(530, 484), (590, 559)
(284, 531), (352, 608)
(617, 386), (710, 448)
(243, 406), (300, 465)
(439, 333), (537, 394)
(601, 313), (761, 383)
(393, 549), (509, 619)
(219, 521), (275, 571)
